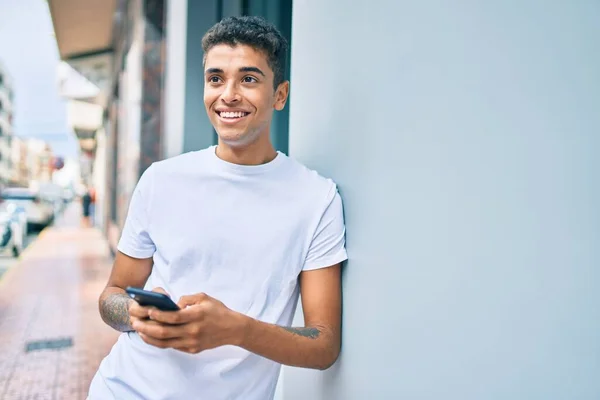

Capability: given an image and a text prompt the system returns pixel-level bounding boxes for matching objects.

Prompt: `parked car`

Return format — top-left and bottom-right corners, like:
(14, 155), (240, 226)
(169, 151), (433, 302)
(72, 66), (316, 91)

(0, 202), (27, 257)
(38, 182), (67, 217)
(0, 188), (54, 230)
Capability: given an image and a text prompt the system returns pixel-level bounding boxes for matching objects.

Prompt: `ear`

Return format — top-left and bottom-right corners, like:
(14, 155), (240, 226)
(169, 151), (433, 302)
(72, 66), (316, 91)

(273, 81), (290, 111)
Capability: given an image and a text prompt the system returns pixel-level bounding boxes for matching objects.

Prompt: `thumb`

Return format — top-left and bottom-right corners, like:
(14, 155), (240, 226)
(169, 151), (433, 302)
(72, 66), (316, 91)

(177, 292), (209, 309)
(152, 287), (170, 297)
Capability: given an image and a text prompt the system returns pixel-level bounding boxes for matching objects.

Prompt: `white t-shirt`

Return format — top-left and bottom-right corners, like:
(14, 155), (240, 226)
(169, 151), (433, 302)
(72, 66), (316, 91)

(88, 146), (348, 400)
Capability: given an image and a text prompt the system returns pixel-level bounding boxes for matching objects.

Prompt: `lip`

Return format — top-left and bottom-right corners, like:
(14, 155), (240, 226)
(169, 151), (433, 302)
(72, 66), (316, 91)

(215, 108), (250, 113)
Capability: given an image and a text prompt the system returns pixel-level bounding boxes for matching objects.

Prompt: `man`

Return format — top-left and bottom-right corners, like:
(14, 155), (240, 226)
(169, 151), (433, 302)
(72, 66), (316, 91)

(89, 16), (347, 400)
(81, 189), (92, 227)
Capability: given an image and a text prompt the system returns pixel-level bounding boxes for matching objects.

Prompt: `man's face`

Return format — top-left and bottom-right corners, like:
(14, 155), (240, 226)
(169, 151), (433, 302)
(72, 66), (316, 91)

(204, 44), (289, 147)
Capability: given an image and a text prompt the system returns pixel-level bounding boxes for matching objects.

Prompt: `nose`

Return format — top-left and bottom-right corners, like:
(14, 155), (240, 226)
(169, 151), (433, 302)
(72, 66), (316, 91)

(220, 82), (241, 103)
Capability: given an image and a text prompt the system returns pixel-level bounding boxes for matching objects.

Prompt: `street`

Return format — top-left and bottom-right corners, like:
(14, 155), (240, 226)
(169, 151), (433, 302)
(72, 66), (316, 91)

(0, 230), (41, 281)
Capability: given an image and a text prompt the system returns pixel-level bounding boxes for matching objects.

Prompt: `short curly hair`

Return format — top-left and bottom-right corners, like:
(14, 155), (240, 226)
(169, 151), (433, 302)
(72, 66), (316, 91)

(202, 16), (289, 88)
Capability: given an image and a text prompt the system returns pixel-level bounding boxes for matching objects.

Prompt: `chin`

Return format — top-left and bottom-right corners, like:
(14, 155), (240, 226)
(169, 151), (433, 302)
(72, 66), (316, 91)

(217, 129), (261, 148)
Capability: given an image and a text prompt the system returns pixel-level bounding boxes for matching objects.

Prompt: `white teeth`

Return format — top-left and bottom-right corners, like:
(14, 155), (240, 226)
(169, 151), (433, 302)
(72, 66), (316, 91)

(220, 111), (246, 118)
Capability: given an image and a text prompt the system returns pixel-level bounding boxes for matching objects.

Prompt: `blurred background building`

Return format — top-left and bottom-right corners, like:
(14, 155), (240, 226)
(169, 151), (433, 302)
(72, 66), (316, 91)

(24, 138), (54, 188)
(9, 137), (29, 187)
(46, 1), (600, 399)
(0, 61), (15, 187)
(0, 62), (63, 192)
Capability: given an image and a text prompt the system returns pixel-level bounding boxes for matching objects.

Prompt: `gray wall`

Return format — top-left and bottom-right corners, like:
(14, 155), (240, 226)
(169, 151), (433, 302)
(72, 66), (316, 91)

(284, 1), (600, 399)
(183, 0), (219, 153)
(164, 0), (218, 157)
(244, 0), (292, 154)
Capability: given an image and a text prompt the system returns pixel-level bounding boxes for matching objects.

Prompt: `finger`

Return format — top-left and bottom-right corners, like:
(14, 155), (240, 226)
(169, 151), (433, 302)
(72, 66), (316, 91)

(152, 287), (170, 296)
(128, 303), (151, 318)
(172, 338), (206, 354)
(138, 333), (187, 350)
(131, 317), (165, 331)
(149, 305), (202, 325)
(174, 345), (203, 354)
(131, 318), (163, 329)
(130, 316), (145, 329)
(177, 293), (209, 309)
(133, 319), (186, 340)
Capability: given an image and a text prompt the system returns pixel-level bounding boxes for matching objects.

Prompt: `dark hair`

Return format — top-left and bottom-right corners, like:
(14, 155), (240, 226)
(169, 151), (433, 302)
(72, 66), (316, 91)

(202, 16), (288, 88)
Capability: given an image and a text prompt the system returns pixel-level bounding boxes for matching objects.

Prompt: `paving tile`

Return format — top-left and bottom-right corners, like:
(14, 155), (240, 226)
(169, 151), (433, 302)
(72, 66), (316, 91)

(0, 204), (119, 399)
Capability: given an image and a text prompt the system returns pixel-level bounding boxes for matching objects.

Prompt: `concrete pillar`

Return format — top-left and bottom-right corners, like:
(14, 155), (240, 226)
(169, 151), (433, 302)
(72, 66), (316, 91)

(163, 0), (188, 159)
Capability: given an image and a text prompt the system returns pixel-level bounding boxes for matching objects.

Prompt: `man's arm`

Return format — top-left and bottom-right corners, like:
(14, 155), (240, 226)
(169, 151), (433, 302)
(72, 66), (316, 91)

(237, 263), (342, 369)
(138, 263), (342, 370)
(133, 185), (346, 369)
(99, 251), (153, 332)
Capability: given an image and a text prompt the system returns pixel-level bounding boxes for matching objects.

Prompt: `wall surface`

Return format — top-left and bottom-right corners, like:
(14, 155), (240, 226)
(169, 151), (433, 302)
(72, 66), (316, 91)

(163, 0), (188, 159)
(183, 0), (219, 153)
(284, 1), (600, 399)
(164, 0), (218, 157)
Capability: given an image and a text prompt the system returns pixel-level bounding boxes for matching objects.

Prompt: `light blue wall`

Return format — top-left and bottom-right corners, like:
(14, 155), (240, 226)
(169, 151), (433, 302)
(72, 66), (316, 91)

(284, 1), (600, 399)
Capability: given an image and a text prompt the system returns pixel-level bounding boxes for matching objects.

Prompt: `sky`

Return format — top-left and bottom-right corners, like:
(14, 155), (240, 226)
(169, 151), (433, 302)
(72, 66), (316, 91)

(0, 0), (79, 158)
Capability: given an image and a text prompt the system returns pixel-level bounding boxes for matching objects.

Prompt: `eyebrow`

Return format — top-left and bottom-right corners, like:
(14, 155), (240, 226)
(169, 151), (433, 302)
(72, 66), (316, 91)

(205, 66), (266, 77)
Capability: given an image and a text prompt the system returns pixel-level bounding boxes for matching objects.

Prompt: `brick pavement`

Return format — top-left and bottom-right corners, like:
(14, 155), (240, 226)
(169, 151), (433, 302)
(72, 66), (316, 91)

(0, 203), (119, 400)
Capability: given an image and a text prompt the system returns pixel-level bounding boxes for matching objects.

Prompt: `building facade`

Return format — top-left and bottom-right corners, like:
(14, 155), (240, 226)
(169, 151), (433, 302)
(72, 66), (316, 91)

(48, 1), (600, 399)
(0, 62), (15, 187)
(24, 138), (54, 188)
(9, 137), (30, 187)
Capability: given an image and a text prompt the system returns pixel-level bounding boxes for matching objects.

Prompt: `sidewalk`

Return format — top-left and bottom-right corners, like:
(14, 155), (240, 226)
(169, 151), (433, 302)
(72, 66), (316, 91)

(0, 203), (119, 400)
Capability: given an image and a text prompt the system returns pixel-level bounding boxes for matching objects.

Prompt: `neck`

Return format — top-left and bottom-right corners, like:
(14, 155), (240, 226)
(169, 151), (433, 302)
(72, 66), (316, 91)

(215, 135), (277, 166)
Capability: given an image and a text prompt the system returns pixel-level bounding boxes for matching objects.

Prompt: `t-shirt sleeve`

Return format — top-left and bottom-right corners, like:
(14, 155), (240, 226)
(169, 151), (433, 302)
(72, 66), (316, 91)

(117, 165), (156, 259)
(303, 184), (348, 271)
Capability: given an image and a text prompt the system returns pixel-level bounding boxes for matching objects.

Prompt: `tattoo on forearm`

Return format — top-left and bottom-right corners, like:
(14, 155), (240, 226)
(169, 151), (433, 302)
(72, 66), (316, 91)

(283, 327), (321, 339)
(100, 293), (133, 332)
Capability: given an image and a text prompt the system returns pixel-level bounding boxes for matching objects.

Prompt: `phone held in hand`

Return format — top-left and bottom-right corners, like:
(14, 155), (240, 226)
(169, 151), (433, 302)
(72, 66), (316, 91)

(125, 287), (180, 311)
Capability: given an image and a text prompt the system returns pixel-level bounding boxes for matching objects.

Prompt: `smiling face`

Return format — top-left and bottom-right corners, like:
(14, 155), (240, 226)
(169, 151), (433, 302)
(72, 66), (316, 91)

(204, 44), (289, 148)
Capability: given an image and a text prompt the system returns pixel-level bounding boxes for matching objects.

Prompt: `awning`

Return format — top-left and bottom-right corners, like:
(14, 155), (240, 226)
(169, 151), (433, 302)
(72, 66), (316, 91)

(48, 0), (117, 60)
(47, 0), (118, 105)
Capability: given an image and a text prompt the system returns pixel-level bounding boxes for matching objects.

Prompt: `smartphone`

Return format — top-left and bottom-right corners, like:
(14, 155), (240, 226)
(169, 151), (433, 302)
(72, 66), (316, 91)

(125, 287), (180, 311)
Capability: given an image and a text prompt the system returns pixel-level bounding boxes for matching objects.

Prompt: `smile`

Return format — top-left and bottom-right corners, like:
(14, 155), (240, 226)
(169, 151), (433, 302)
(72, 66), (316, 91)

(216, 111), (250, 122)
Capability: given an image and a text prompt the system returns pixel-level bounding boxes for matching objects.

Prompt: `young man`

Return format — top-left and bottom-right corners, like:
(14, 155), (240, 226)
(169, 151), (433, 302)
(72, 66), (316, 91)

(88, 16), (347, 400)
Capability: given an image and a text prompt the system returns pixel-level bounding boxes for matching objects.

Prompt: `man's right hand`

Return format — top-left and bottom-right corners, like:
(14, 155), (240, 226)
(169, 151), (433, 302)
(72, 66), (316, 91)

(128, 287), (170, 329)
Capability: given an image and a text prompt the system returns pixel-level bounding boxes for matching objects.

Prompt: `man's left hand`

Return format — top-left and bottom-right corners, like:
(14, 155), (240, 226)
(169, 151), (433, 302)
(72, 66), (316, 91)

(132, 293), (245, 354)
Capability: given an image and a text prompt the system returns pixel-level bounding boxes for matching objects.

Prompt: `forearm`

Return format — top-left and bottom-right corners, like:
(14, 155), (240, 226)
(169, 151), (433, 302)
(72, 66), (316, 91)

(99, 286), (134, 332)
(235, 314), (340, 370)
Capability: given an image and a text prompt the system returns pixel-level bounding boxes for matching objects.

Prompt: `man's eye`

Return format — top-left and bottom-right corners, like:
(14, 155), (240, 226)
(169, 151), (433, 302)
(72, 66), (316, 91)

(209, 76), (221, 83)
(242, 76), (257, 83)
